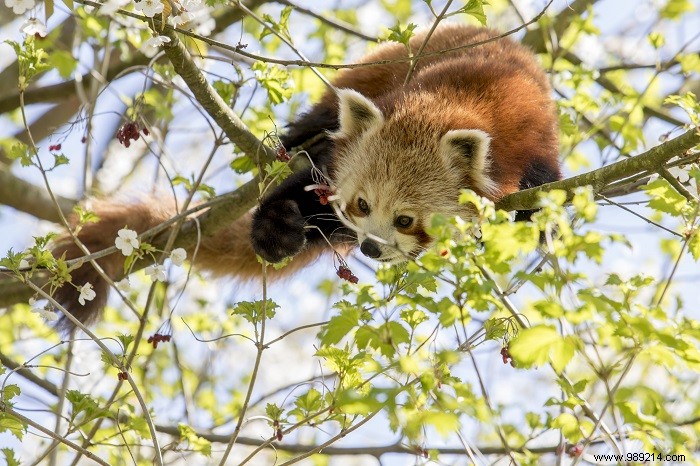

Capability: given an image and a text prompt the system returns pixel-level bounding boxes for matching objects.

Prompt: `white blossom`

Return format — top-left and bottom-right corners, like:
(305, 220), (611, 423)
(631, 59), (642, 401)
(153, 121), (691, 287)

(194, 16), (215, 36)
(115, 228), (139, 256)
(116, 278), (131, 292)
(182, 0), (202, 10)
(145, 264), (166, 282)
(136, 0), (164, 18)
(170, 248), (187, 266)
(78, 282), (96, 306)
(30, 298), (59, 322)
(19, 259), (30, 269)
(5, 0), (35, 15)
(172, 11), (195, 26)
(99, 0), (129, 15)
(141, 35), (171, 57)
(20, 18), (47, 38)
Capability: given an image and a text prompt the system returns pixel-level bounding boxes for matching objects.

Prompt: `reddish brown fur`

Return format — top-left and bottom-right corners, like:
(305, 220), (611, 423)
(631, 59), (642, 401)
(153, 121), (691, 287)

(52, 202), (323, 328)
(326, 24), (558, 199)
(50, 24), (558, 328)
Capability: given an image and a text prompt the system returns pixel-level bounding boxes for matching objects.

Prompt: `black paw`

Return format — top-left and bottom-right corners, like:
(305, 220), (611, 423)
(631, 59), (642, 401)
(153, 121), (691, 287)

(251, 200), (307, 263)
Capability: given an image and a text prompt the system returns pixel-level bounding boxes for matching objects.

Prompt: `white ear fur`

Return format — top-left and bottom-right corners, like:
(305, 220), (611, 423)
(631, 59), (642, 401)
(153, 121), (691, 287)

(440, 129), (497, 195)
(337, 89), (384, 137)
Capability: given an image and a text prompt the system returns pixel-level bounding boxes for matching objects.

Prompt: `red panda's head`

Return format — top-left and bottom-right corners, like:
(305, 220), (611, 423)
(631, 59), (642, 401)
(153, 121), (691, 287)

(330, 89), (499, 262)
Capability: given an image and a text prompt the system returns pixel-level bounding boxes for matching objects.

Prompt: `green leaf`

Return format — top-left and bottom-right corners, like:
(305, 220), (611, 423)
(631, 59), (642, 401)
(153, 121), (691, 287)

(264, 160), (293, 182)
(294, 388), (324, 416)
(336, 389), (383, 414)
(386, 23), (417, 45)
(66, 390), (108, 423)
(212, 79), (236, 105)
(400, 308), (428, 329)
(456, 0), (488, 26)
(355, 322), (410, 357)
(678, 53), (700, 74)
(2, 448), (20, 466)
(231, 300), (278, 324)
(72, 205), (99, 226)
(6, 37), (51, 90)
(0, 413), (26, 441)
(647, 32), (665, 49)
(6, 141), (32, 167)
(117, 333), (134, 353)
(230, 155), (255, 174)
(423, 411), (460, 437)
(552, 412), (583, 443)
(688, 229), (700, 261)
(48, 50), (77, 79)
(643, 178), (688, 216)
(252, 61), (294, 105)
(53, 153), (70, 168)
(259, 6), (292, 41)
(659, 0), (694, 20)
(265, 403), (284, 422)
(319, 305), (361, 345)
(178, 423), (212, 457)
(509, 326), (579, 372)
(1, 385), (20, 404)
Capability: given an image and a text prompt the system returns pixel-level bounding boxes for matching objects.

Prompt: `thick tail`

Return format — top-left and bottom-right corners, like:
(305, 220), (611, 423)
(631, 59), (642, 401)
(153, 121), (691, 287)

(51, 199), (324, 330)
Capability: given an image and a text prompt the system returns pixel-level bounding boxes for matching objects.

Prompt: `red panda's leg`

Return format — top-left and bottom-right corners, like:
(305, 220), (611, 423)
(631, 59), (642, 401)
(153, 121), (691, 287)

(251, 168), (355, 263)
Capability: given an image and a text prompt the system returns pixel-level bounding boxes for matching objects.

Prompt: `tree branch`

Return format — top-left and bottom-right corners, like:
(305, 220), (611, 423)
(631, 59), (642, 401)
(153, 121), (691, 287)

(0, 351), (60, 397)
(0, 165), (76, 222)
(496, 128), (700, 212)
(159, 28), (276, 162)
(0, 1), (270, 115)
(152, 423), (559, 456)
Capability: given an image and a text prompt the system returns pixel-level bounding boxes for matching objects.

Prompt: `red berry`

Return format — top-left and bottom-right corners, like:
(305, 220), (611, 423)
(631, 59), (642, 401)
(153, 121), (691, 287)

(142, 127), (150, 136)
(117, 121), (140, 147)
(276, 428), (283, 441)
(567, 444), (583, 457)
(276, 145), (290, 162)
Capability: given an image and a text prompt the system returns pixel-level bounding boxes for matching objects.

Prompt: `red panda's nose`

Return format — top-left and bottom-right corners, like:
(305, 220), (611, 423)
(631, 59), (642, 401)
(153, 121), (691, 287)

(360, 239), (382, 259)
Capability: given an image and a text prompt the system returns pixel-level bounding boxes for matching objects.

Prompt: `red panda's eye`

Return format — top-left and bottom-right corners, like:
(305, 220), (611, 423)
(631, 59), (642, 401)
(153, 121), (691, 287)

(395, 216), (413, 228)
(358, 198), (369, 214)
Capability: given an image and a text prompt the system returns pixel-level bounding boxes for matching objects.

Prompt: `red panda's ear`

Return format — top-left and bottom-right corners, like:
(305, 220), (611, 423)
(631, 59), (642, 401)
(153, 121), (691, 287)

(336, 89), (384, 137)
(440, 129), (498, 195)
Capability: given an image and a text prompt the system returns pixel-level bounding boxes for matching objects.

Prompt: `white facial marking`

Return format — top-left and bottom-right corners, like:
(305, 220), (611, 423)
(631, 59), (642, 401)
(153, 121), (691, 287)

(337, 89), (384, 138)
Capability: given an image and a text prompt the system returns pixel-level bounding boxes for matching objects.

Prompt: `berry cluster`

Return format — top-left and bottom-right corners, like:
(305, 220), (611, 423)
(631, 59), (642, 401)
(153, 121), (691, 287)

(147, 332), (172, 349)
(314, 185), (334, 205)
(336, 265), (358, 284)
(500, 345), (515, 367)
(116, 121), (149, 147)
(48, 143), (62, 152)
(276, 144), (290, 162)
(272, 420), (283, 441)
(567, 444), (584, 458)
(117, 371), (128, 381)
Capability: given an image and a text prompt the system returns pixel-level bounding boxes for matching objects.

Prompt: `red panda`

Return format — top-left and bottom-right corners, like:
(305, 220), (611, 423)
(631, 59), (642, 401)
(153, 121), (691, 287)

(51, 24), (560, 328)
